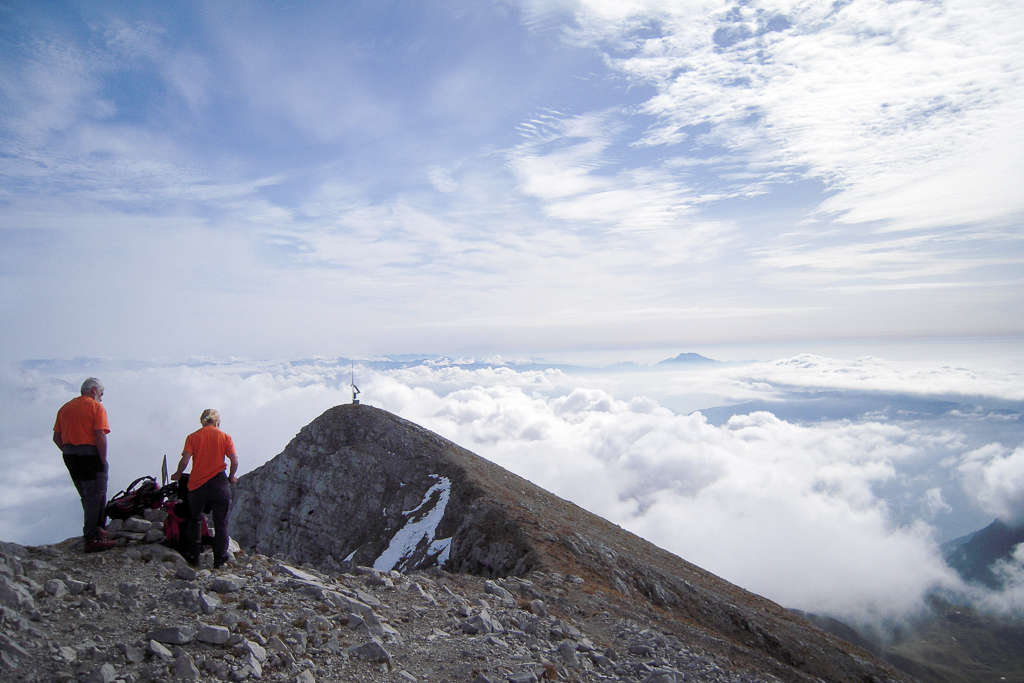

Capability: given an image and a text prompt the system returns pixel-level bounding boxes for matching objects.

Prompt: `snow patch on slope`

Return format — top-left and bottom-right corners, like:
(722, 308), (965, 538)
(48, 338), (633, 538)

(374, 476), (452, 572)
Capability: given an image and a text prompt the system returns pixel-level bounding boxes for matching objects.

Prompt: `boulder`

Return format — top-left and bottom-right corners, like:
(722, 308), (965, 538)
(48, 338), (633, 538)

(344, 639), (391, 664)
(147, 626), (197, 645)
(196, 624), (230, 645)
(0, 575), (34, 611)
(211, 575), (246, 593)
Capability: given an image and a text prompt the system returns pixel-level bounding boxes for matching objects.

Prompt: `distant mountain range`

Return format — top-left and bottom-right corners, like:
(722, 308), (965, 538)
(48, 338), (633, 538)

(20, 351), (729, 375)
(348, 352), (725, 372)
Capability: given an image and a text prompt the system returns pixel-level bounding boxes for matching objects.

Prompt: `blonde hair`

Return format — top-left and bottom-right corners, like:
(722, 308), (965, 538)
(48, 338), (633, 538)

(200, 409), (221, 426)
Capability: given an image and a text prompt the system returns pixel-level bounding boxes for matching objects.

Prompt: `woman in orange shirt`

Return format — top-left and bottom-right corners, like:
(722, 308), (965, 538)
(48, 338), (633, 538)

(171, 409), (239, 568)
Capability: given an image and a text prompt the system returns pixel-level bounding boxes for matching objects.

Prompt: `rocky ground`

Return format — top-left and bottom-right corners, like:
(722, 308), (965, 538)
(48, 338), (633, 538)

(1, 537), (788, 683)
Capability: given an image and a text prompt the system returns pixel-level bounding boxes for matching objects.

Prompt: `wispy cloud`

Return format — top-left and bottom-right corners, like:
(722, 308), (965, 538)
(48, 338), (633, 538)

(508, 110), (730, 260)
(566, 0), (1024, 230)
(955, 443), (1024, 524)
(0, 16), (266, 208)
(754, 228), (1024, 291)
(0, 34), (99, 144)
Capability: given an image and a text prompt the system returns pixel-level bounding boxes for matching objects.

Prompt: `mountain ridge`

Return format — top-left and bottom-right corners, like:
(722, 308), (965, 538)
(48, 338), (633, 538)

(232, 403), (910, 683)
(942, 519), (1024, 589)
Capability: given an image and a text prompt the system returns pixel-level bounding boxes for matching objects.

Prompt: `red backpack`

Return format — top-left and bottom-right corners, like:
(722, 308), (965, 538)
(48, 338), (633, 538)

(106, 476), (166, 520)
(160, 478), (212, 553)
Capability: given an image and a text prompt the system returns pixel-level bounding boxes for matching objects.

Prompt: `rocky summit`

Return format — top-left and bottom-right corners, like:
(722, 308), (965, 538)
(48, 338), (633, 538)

(228, 404), (910, 683)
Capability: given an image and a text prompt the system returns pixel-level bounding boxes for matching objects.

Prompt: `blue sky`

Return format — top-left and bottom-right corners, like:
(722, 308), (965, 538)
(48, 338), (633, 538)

(2, 0), (1021, 361)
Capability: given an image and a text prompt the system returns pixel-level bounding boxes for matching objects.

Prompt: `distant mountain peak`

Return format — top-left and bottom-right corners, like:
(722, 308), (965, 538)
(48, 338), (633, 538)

(657, 352), (719, 365)
(232, 404), (909, 683)
(942, 519), (1024, 588)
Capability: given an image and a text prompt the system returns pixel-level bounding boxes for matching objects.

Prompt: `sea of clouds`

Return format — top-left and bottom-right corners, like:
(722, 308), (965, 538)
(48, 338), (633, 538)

(3, 351), (1023, 631)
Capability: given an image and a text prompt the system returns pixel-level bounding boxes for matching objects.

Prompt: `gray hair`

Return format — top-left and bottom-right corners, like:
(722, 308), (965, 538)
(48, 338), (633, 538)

(80, 378), (103, 395)
(200, 409), (221, 426)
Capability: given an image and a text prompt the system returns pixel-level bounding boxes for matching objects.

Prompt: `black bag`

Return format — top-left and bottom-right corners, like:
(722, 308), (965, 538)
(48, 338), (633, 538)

(105, 476), (164, 520)
(159, 478), (184, 503)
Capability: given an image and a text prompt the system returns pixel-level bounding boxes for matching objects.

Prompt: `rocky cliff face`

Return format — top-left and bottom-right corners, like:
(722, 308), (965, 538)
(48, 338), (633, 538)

(231, 404), (536, 577)
(232, 404), (911, 683)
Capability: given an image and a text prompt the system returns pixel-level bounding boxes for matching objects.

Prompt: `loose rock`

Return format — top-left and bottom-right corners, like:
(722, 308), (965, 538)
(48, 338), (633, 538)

(345, 639), (392, 664)
(211, 574), (246, 593)
(147, 625), (196, 645)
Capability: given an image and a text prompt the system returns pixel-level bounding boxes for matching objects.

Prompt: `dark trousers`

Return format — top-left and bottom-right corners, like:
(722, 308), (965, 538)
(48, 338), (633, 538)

(186, 472), (231, 567)
(62, 448), (107, 541)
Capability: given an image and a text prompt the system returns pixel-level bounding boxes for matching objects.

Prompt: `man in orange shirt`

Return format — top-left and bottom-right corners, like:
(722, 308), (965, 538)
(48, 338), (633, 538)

(53, 377), (115, 552)
(171, 409), (239, 568)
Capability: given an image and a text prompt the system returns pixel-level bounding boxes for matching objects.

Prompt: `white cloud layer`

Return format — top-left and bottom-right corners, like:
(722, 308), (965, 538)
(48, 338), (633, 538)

(377, 376), (960, 623)
(722, 353), (1024, 402)
(5, 352), (1023, 629)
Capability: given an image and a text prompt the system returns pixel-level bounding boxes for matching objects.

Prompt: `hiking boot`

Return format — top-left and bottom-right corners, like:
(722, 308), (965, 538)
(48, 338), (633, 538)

(84, 537), (116, 553)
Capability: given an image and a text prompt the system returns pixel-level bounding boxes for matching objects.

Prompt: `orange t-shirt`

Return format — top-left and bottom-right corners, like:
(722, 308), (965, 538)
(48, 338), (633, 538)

(54, 396), (110, 446)
(183, 425), (236, 490)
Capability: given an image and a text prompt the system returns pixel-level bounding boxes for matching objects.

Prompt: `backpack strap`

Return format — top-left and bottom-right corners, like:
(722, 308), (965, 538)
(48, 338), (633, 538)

(125, 476), (156, 493)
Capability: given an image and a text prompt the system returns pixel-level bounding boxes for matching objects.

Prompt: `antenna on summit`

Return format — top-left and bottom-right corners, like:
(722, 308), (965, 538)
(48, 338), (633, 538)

(350, 362), (361, 405)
